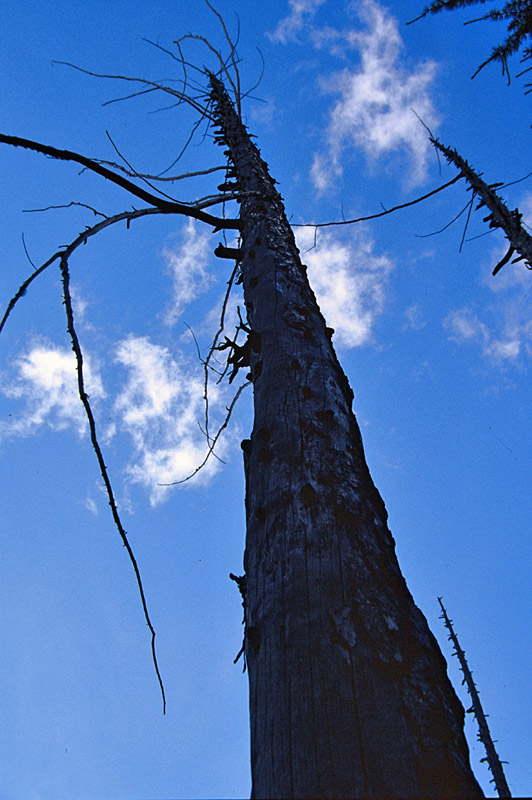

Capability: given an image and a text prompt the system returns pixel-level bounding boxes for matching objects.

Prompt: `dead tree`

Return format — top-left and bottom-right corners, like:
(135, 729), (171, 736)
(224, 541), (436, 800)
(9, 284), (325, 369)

(208, 72), (483, 800)
(430, 137), (532, 275)
(1, 19), (485, 799)
(438, 598), (512, 798)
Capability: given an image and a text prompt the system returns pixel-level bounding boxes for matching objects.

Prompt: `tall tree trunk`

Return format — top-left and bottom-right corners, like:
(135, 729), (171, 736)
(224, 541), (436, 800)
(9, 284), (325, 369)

(210, 76), (484, 800)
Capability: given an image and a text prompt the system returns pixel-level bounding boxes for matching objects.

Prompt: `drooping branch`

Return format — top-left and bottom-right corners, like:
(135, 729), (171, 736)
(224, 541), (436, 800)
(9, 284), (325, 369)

(438, 598), (511, 798)
(430, 137), (532, 274)
(60, 252), (166, 714)
(0, 134), (241, 231)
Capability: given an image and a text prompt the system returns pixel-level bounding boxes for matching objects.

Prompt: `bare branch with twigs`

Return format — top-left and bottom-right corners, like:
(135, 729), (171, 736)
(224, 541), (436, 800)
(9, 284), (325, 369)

(0, 207), (166, 336)
(158, 379), (251, 487)
(292, 175), (461, 231)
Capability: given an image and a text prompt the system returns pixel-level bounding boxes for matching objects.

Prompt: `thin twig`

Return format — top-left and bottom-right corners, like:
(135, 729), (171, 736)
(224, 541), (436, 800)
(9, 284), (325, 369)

(158, 380), (250, 486)
(52, 61), (214, 120)
(21, 233), (37, 270)
(60, 253), (166, 714)
(292, 175), (461, 229)
(176, 33), (239, 111)
(101, 86), (160, 107)
(105, 131), (184, 205)
(0, 207), (164, 335)
(197, 260), (240, 445)
(23, 201), (109, 218)
(458, 195), (475, 253)
(415, 200), (471, 238)
(90, 159), (227, 183)
(205, 0), (242, 114)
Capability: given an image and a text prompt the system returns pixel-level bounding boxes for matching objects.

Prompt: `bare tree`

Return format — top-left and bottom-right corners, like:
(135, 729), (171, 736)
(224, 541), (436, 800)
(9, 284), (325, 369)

(429, 137), (532, 275)
(438, 598), (512, 798)
(0, 15), (484, 799)
(408, 1), (532, 278)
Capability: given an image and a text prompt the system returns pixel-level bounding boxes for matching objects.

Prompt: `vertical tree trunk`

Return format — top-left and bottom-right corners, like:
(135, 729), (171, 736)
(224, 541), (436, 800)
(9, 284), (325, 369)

(210, 76), (484, 799)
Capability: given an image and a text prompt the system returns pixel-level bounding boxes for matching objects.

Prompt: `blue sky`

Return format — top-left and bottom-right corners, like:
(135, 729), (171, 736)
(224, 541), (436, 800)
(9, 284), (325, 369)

(1, 1), (530, 797)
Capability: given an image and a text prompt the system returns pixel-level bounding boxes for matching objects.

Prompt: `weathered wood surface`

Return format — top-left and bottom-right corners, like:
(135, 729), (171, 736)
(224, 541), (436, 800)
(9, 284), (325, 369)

(210, 75), (484, 800)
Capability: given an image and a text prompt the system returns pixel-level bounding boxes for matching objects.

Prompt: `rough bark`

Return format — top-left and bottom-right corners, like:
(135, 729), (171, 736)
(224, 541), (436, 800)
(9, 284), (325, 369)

(210, 75), (484, 799)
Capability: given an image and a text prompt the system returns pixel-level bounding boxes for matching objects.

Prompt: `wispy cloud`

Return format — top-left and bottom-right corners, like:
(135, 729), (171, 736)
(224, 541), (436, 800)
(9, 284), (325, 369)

(295, 226), (393, 348)
(113, 335), (234, 505)
(270, 0), (327, 43)
(0, 343), (105, 440)
(84, 497), (99, 516)
(309, 0), (438, 189)
(163, 219), (215, 326)
(444, 307), (529, 363)
(1, 334), (241, 506)
(444, 193), (532, 365)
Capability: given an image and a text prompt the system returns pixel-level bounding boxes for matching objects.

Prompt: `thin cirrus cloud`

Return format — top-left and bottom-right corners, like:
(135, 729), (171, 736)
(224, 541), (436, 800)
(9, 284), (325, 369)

(308, 0), (439, 189)
(295, 226), (393, 348)
(269, 0), (327, 43)
(444, 307), (528, 363)
(163, 219), (216, 326)
(444, 285), (532, 365)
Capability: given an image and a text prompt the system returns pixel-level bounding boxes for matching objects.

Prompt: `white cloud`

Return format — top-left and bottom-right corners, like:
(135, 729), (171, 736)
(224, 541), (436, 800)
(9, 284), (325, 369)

(163, 219), (215, 326)
(445, 194), (532, 365)
(84, 497), (99, 516)
(444, 307), (531, 364)
(311, 0), (438, 189)
(295, 226), (393, 347)
(0, 333), (241, 506)
(0, 343), (105, 440)
(270, 0), (327, 43)
(519, 191), (532, 227)
(311, 152), (341, 194)
(113, 335), (234, 505)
